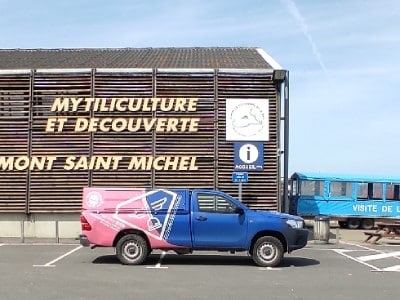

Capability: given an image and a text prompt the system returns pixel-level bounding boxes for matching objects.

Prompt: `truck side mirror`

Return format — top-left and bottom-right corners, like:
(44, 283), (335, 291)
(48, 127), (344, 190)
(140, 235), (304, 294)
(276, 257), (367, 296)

(235, 207), (244, 215)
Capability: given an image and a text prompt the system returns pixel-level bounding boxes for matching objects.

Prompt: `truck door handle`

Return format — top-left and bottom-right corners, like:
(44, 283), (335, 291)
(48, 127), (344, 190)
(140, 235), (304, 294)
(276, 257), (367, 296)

(195, 216), (207, 221)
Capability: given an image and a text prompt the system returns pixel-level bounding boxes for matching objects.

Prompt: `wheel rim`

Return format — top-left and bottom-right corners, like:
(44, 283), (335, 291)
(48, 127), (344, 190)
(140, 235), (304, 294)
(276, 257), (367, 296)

(348, 219), (360, 229)
(257, 242), (276, 262)
(362, 219), (374, 230)
(123, 241), (141, 260)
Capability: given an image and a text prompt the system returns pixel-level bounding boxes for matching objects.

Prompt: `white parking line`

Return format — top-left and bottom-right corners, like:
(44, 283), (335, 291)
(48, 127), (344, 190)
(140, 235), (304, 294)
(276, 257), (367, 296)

(333, 249), (382, 271)
(33, 245), (83, 267)
(259, 267), (281, 271)
(382, 265), (400, 272)
(357, 251), (400, 262)
(146, 251), (168, 269)
(340, 241), (376, 250)
(333, 242), (400, 272)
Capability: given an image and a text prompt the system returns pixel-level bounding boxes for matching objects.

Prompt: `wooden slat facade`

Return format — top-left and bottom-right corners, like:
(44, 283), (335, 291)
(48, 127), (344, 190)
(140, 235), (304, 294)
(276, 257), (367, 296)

(0, 73), (31, 212)
(91, 71), (154, 188)
(217, 72), (279, 210)
(0, 69), (280, 213)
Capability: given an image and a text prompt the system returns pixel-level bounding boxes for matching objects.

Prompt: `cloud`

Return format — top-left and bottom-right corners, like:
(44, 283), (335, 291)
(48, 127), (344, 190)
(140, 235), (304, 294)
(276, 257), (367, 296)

(280, 0), (328, 76)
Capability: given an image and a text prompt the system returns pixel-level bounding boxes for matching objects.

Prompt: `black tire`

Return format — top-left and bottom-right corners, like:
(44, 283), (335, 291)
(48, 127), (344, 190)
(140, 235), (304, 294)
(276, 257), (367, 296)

(252, 236), (284, 267)
(116, 234), (149, 265)
(338, 221), (348, 228)
(174, 249), (192, 255)
(347, 218), (361, 229)
(361, 218), (374, 230)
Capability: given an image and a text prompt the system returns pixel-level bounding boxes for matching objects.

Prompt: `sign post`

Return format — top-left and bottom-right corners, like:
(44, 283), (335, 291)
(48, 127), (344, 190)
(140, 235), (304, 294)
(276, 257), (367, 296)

(232, 172), (248, 201)
(239, 182), (242, 203)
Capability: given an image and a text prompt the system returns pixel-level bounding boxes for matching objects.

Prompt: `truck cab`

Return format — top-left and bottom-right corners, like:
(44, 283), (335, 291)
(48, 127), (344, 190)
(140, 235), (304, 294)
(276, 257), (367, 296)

(80, 188), (308, 267)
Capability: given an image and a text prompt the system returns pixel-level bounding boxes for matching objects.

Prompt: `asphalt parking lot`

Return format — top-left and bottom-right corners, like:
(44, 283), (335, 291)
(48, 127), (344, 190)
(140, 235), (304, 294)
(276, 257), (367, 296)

(1, 232), (400, 300)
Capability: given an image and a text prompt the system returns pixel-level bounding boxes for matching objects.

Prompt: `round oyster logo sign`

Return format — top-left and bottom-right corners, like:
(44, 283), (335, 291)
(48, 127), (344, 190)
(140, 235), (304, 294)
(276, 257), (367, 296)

(226, 99), (269, 141)
(85, 191), (103, 208)
(230, 103), (265, 138)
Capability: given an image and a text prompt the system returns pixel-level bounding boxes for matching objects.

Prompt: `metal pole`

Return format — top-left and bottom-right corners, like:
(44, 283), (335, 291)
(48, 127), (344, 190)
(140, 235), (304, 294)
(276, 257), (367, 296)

(21, 220), (25, 243)
(238, 182), (242, 202)
(283, 71), (290, 213)
(55, 220), (60, 243)
(25, 70), (34, 215)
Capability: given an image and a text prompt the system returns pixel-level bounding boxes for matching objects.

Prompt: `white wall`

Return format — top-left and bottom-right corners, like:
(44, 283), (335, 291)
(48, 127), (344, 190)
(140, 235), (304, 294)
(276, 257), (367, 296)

(0, 213), (80, 242)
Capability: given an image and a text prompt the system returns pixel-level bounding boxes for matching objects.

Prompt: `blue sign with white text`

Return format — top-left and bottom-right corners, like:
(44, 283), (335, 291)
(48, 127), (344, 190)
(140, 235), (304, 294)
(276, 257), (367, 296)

(234, 142), (263, 171)
(232, 172), (249, 183)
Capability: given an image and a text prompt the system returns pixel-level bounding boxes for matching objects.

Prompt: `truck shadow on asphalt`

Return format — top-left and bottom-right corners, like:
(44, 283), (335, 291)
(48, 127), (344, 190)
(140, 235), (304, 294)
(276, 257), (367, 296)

(92, 254), (319, 268)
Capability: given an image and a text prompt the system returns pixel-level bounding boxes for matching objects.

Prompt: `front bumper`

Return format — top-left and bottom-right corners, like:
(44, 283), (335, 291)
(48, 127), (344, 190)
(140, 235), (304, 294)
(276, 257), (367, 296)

(79, 234), (90, 247)
(284, 228), (309, 252)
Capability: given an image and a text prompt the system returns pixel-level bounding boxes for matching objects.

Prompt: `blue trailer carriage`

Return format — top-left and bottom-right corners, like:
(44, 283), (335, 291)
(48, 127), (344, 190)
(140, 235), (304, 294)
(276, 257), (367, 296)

(289, 172), (400, 229)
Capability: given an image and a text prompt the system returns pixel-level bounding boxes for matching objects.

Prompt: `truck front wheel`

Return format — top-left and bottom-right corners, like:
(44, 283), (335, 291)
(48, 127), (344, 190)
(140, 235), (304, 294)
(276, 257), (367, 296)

(116, 234), (149, 265)
(252, 236), (284, 267)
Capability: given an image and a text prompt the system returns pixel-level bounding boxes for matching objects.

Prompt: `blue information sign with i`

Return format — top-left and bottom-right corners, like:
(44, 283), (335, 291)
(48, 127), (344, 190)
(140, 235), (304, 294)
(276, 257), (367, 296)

(233, 142), (264, 171)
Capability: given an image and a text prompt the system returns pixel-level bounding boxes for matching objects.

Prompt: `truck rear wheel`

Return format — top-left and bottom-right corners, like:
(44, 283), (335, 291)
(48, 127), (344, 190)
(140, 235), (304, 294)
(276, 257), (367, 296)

(252, 236), (284, 267)
(338, 221), (347, 228)
(361, 218), (374, 230)
(116, 234), (149, 265)
(347, 218), (361, 229)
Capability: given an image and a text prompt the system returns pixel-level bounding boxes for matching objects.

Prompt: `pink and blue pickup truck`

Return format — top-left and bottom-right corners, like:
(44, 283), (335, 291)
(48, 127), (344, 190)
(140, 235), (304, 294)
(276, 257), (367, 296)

(79, 188), (308, 267)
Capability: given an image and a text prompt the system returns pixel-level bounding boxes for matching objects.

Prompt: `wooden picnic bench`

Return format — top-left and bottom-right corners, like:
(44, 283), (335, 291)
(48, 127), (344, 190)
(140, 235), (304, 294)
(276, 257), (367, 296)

(363, 232), (384, 243)
(363, 222), (400, 244)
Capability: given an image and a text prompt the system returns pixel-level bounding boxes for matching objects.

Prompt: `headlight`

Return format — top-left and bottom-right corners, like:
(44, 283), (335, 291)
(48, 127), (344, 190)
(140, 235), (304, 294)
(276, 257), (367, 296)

(286, 219), (304, 228)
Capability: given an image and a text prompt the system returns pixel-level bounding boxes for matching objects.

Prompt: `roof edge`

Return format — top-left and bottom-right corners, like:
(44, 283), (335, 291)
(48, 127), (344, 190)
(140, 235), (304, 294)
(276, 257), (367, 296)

(0, 69), (31, 75)
(0, 68), (275, 74)
(96, 68), (153, 73)
(35, 68), (92, 73)
(256, 48), (283, 70)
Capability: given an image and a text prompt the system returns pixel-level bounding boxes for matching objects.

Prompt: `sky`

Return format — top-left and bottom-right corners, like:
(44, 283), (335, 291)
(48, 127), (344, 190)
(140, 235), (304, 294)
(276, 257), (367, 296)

(1, 0), (400, 176)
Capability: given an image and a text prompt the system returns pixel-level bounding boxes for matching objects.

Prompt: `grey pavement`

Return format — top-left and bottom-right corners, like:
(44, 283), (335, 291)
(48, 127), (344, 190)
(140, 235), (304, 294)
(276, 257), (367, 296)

(1, 236), (400, 300)
(2, 227), (400, 300)
(311, 227), (400, 246)
(0, 227), (394, 245)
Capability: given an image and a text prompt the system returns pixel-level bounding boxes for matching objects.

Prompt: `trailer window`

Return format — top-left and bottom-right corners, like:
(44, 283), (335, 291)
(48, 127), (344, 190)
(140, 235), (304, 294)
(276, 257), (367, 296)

(300, 180), (324, 196)
(386, 184), (400, 200)
(290, 179), (298, 196)
(358, 183), (383, 200)
(330, 181), (353, 197)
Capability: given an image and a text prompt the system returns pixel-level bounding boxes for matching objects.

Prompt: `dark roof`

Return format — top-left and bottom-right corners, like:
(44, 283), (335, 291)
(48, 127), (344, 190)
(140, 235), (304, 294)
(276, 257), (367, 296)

(0, 47), (280, 70)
